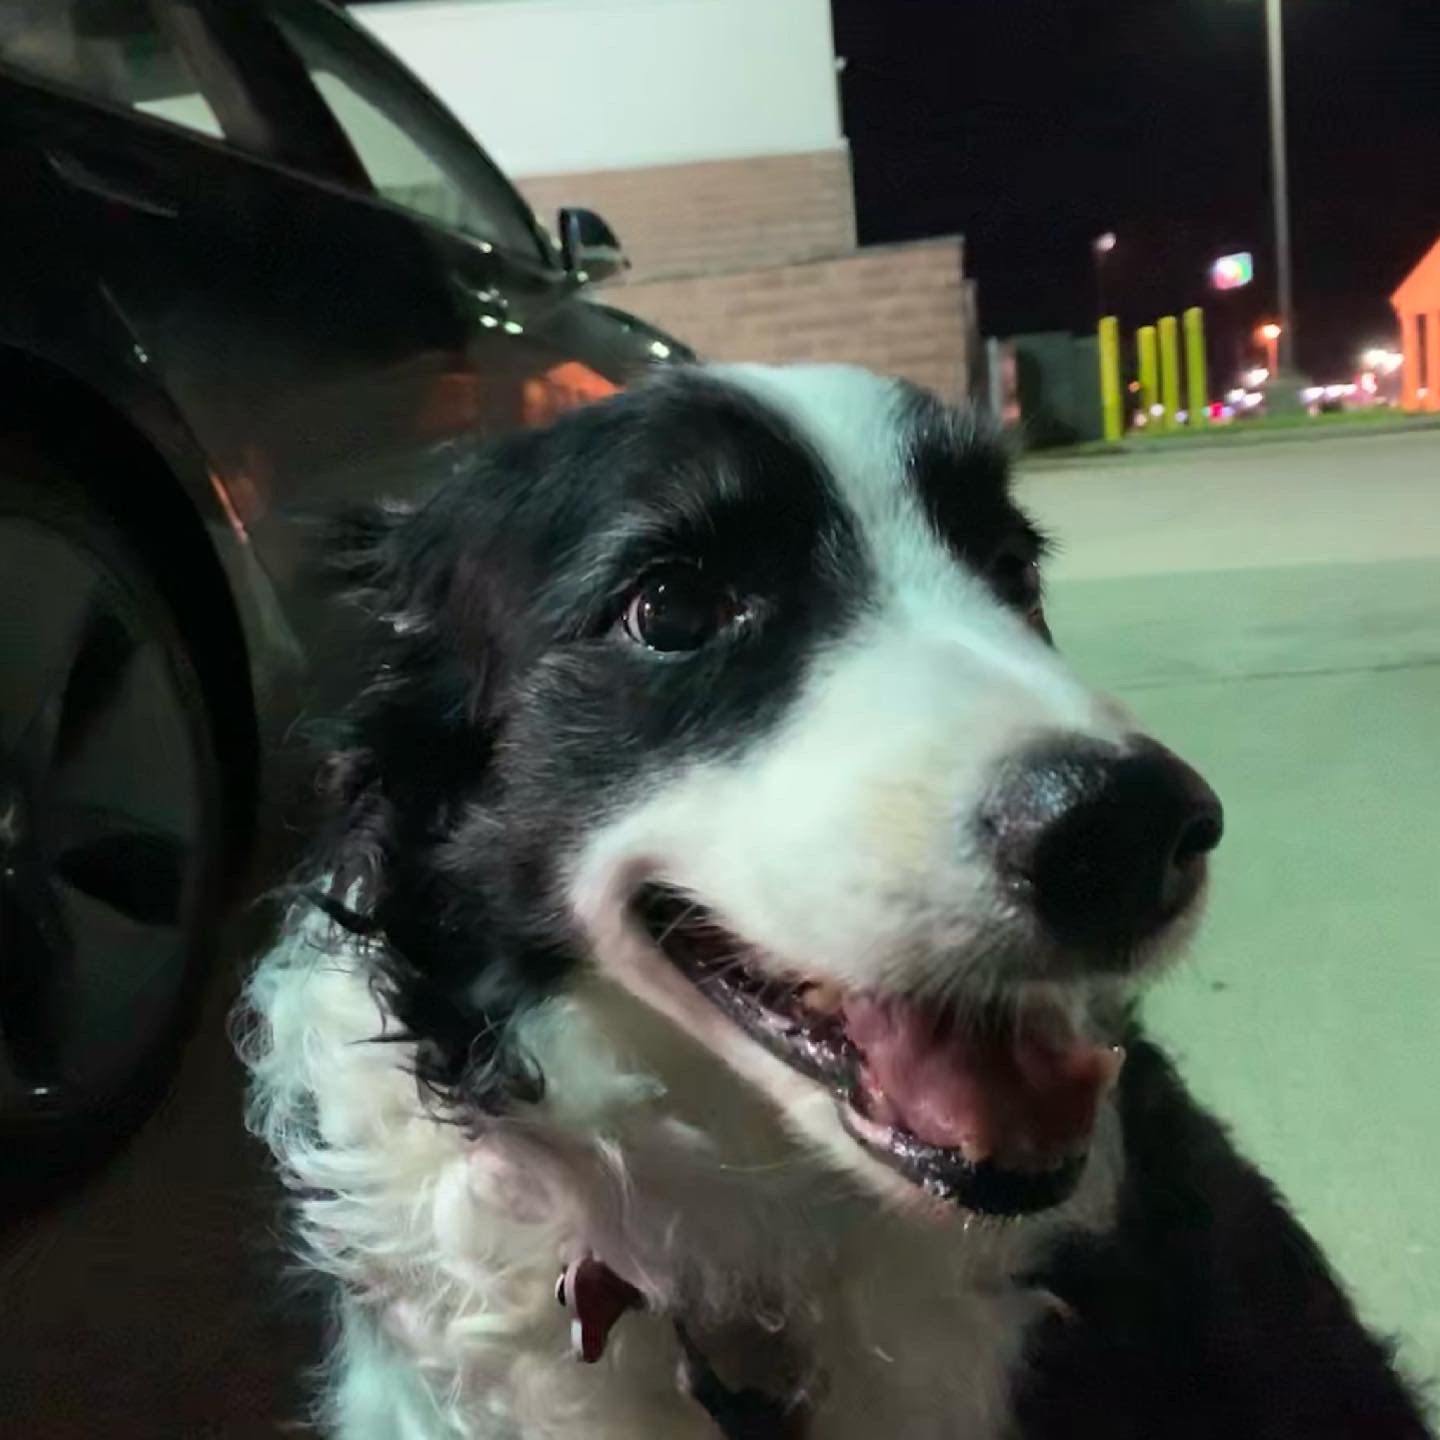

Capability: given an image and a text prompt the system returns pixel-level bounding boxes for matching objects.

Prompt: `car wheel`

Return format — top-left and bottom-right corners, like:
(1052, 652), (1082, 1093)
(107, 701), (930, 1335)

(0, 438), (225, 1176)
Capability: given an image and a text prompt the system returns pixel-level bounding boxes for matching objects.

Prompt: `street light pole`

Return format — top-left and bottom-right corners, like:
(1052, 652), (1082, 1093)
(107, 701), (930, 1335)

(1092, 232), (1117, 323)
(1259, 323), (1282, 375)
(1265, 0), (1297, 373)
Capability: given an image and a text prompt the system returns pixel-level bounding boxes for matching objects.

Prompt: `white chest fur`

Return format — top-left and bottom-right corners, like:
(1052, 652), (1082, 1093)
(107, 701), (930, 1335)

(241, 918), (1119, 1440)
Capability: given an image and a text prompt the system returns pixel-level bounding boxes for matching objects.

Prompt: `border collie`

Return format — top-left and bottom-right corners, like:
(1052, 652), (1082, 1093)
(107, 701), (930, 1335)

(239, 365), (1430, 1440)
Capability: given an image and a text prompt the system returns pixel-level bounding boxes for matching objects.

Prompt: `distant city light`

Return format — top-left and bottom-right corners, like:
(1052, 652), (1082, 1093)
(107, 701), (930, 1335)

(1304, 383), (1360, 407)
(1211, 252), (1255, 291)
(1094, 232), (1118, 255)
(1259, 323), (1283, 342)
(1244, 367), (1271, 388)
(1361, 347), (1403, 376)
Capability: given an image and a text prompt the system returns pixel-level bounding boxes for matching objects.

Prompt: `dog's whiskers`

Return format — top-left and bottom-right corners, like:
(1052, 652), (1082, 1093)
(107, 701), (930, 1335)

(693, 950), (763, 985)
(654, 899), (707, 948)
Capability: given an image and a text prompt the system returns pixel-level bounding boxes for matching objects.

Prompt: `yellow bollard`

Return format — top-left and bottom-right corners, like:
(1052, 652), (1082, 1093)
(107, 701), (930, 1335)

(1184, 307), (1209, 425)
(1098, 316), (1124, 443)
(1138, 325), (1159, 422)
(1158, 315), (1181, 430)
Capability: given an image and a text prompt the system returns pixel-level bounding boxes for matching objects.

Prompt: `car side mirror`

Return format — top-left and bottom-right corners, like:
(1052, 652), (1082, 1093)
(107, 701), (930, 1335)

(558, 207), (628, 285)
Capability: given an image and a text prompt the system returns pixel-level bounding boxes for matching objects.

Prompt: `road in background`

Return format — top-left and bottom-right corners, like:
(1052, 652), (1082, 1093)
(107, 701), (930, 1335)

(1022, 430), (1440, 1378)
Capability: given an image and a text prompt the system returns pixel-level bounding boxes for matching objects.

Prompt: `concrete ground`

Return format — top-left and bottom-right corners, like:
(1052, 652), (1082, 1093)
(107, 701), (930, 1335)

(1020, 428), (1440, 1380)
(3, 429), (1436, 1435)
(0, 906), (317, 1440)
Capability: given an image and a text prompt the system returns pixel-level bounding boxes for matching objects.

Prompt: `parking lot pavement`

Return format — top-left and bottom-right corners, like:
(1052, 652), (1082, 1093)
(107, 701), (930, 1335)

(1021, 429), (1440, 1377)
(1, 903), (318, 1439)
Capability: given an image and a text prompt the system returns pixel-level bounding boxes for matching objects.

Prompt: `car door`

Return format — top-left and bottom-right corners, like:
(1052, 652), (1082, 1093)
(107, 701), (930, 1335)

(262, 0), (624, 432)
(2, 2), (477, 596)
(2, 0), (597, 721)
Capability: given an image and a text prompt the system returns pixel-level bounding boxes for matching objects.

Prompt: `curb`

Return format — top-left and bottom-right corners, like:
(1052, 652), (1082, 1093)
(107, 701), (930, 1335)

(1022, 416), (1440, 468)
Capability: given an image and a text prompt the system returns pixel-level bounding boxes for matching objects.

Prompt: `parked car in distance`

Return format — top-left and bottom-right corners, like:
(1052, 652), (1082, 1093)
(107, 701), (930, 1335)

(0, 0), (690, 1162)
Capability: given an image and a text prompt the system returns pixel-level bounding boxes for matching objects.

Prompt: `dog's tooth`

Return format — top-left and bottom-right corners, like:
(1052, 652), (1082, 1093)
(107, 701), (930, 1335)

(799, 981), (844, 1015)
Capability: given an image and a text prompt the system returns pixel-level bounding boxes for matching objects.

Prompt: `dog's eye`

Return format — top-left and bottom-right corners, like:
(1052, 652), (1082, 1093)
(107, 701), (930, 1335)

(621, 566), (738, 653)
(990, 548), (1048, 636)
(990, 551), (1041, 608)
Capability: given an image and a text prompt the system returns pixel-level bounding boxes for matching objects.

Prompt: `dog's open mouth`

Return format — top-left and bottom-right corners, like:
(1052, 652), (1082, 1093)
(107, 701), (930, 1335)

(634, 886), (1124, 1218)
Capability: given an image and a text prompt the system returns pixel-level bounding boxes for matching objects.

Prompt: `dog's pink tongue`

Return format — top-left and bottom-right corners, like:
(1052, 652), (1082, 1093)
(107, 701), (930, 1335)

(843, 996), (1122, 1162)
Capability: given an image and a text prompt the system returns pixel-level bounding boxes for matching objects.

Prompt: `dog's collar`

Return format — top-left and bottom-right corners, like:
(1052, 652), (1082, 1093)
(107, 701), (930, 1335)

(556, 1255), (807, 1438)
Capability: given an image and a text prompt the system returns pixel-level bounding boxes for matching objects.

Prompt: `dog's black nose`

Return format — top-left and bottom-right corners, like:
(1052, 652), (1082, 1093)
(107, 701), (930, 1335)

(982, 738), (1223, 949)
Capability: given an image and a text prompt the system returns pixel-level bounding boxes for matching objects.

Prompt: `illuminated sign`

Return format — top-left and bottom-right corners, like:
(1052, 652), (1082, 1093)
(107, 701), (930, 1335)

(1210, 253), (1255, 291)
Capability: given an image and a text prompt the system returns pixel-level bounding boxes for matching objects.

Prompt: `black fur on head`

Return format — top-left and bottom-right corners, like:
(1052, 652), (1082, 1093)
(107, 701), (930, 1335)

(297, 369), (882, 1117)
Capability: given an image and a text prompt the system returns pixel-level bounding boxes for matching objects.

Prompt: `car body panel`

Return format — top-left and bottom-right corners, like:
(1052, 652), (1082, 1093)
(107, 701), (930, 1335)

(0, 0), (690, 816)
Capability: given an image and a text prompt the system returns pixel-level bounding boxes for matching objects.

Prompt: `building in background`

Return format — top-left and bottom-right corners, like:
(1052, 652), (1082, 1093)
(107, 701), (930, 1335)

(354, 0), (978, 403)
(1392, 236), (1440, 412)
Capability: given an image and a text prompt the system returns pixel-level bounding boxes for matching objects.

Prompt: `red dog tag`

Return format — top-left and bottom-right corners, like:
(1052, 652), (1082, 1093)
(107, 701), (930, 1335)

(555, 1255), (645, 1363)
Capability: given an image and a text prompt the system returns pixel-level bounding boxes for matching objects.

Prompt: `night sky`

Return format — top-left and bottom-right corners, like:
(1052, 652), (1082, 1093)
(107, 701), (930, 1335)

(831, 0), (1440, 379)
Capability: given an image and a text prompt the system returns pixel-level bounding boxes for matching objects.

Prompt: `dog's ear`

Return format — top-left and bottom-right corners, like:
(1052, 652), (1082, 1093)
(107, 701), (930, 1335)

(300, 495), (463, 878)
(298, 490), (552, 1116)
(327, 492), (495, 776)
(323, 495), (419, 594)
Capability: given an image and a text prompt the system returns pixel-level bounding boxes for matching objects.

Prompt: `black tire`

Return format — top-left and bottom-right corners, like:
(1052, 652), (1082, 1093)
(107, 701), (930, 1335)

(0, 437), (225, 1186)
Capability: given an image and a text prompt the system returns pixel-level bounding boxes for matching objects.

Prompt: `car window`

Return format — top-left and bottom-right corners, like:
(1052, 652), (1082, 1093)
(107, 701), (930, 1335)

(269, 0), (551, 266)
(0, 0), (222, 138)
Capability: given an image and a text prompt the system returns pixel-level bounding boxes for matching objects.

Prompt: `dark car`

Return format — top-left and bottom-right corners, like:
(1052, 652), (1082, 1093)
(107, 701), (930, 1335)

(0, 0), (688, 1158)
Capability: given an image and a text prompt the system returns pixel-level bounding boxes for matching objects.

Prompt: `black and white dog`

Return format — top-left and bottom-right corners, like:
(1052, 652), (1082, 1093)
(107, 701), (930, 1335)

(240, 365), (1430, 1439)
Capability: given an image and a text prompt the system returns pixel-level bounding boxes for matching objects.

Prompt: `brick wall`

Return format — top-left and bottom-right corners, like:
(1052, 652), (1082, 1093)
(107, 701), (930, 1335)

(522, 147), (974, 404)
(608, 237), (973, 404)
(518, 148), (857, 282)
